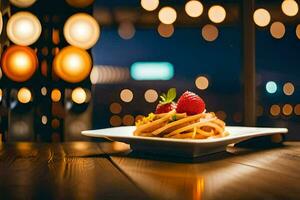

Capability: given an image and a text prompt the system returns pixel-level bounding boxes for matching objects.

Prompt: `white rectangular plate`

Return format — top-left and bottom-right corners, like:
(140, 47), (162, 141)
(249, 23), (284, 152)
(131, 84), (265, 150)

(82, 126), (288, 157)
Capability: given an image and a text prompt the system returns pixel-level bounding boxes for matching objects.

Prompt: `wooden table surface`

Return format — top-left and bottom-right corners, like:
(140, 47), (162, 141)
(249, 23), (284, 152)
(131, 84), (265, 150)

(0, 141), (300, 200)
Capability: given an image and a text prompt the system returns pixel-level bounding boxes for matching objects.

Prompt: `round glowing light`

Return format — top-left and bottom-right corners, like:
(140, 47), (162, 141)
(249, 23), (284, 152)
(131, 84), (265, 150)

(195, 76), (209, 90)
(9, 0), (36, 8)
(41, 115), (47, 125)
(216, 111), (227, 120)
(110, 102), (122, 114)
(17, 87), (31, 104)
(270, 104), (280, 116)
(282, 104), (293, 116)
(51, 119), (60, 129)
(110, 115), (122, 127)
(118, 21), (135, 40)
(51, 89), (61, 102)
(294, 104), (300, 115)
(256, 105), (264, 117)
(185, 0), (203, 18)
(1, 45), (38, 82)
(53, 46), (92, 83)
(144, 89), (158, 103)
(141, 0), (159, 11)
(0, 88), (2, 102)
(283, 82), (295, 96)
(41, 87), (47, 96)
(266, 81), (277, 94)
(208, 5), (226, 23)
(295, 24), (300, 40)
(202, 24), (219, 42)
(123, 115), (135, 126)
(158, 7), (177, 25)
(0, 12), (3, 35)
(90, 67), (99, 84)
(270, 22), (285, 39)
(135, 115), (144, 122)
(7, 12), (42, 46)
(71, 87), (87, 104)
(157, 23), (174, 38)
(120, 89), (133, 103)
(281, 0), (298, 17)
(253, 8), (271, 27)
(64, 13), (100, 49)
(66, 0), (94, 8)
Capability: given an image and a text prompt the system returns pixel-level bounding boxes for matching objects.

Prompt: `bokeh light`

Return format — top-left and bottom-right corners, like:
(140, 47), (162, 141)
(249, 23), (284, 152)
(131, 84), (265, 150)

(283, 82), (295, 96)
(0, 88), (2, 102)
(144, 89), (158, 103)
(90, 65), (130, 84)
(296, 24), (300, 39)
(51, 119), (60, 129)
(135, 115), (144, 123)
(256, 105), (264, 117)
(157, 23), (174, 38)
(7, 11), (42, 46)
(120, 89), (133, 102)
(266, 81), (277, 94)
(66, 0), (94, 8)
(110, 115), (122, 126)
(141, 0), (159, 11)
(294, 104), (300, 115)
(270, 104), (281, 116)
(233, 112), (243, 123)
(51, 89), (61, 102)
(0, 12), (3, 35)
(270, 22), (285, 39)
(118, 21), (135, 40)
(202, 24), (219, 42)
(281, 0), (299, 17)
(158, 7), (177, 25)
(17, 87), (31, 104)
(64, 13), (100, 49)
(9, 0), (36, 7)
(185, 0), (203, 18)
(253, 8), (271, 27)
(282, 104), (293, 116)
(215, 111), (227, 120)
(123, 115), (135, 126)
(41, 115), (47, 125)
(71, 87), (87, 104)
(195, 76), (209, 90)
(53, 46), (92, 83)
(1, 45), (38, 82)
(208, 5), (226, 23)
(110, 102), (122, 114)
(41, 87), (47, 96)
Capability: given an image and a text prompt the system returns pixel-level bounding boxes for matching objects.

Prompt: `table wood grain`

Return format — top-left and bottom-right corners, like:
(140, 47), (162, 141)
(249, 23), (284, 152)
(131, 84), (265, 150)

(0, 141), (300, 200)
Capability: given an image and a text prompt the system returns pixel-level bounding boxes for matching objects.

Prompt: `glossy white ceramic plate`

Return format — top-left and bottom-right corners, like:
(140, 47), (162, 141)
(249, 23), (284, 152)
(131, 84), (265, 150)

(82, 126), (288, 157)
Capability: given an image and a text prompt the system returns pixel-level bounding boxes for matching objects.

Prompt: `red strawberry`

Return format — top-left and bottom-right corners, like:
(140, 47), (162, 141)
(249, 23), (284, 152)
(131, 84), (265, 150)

(155, 102), (177, 114)
(176, 91), (205, 115)
(155, 88), (177, 114)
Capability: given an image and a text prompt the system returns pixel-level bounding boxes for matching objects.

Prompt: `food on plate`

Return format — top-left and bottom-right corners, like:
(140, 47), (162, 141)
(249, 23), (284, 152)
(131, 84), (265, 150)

(134, 88), (228, 139)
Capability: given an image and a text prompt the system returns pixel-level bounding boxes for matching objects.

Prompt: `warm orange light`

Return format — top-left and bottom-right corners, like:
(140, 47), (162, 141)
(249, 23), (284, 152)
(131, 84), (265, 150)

(1, 45), (38, 82)
(53, 46), (92, 83)
(158, 7), (177, 25)
(294, 104), (300, 115)
(157, 23), (174, 38)
(110, 102), (122, 114)
(296, 24), (300, 39)
(7, 11), (42, 46)
(71, 87), (87, 104)
(270, 104), (280, 116)
(118, 21), (135, 40)
(195, 76), (209, 90)
(202, 24), (219, 42)
(282, 0), (298, 17)
(9, 0), (36, 8)
(120, 89), (133, 103)
(110, 115), (122, 127)
(17, 87), (31, 104)
(270, 22), (285, 39)
(185, 0), (203, 18)
(282, 104), (293, 116)
(66, 0), (94, 8)
(283, 82), (294, 96)
(208, 5), (226, 23)
(122, 115), (135, 126)
(51, 89), (61, 102)
(64, 13), (100, 49)
(144, 89), (158, 103)
(253, 8), (271, 27)
(141, 0), (159, 11)
(0, 11), (3, 35)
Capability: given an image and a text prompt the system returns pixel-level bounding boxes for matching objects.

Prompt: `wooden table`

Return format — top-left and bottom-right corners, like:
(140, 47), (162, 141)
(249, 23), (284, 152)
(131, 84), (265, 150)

(0, 141), (299, 200)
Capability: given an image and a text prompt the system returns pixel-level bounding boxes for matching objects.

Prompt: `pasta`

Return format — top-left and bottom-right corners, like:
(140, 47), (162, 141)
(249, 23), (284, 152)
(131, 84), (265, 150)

(134, 110), (229, 139)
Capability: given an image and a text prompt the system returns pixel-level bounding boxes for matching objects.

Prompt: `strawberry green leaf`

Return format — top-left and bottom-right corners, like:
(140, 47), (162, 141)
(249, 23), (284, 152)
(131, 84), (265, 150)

(166, 88), (176, 102)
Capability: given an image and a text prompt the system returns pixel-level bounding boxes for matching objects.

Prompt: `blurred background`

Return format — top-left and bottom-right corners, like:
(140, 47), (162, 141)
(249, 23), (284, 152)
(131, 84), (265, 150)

(0, 0), (299, 142)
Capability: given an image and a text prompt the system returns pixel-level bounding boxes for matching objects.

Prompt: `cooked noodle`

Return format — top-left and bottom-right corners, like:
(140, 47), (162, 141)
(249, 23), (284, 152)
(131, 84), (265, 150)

(134, 111), (228, 139)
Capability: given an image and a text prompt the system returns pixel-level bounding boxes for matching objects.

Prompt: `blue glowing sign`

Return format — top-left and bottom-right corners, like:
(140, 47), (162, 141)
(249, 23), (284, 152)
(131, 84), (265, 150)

(130, 62), (174, 80)
(266, 81), (277, 94)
